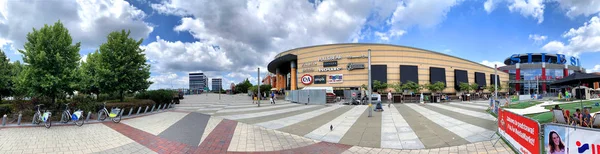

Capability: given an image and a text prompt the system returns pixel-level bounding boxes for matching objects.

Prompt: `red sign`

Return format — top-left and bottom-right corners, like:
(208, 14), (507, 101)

(498, 108), (540, 154)
(300, 74), (313, 85)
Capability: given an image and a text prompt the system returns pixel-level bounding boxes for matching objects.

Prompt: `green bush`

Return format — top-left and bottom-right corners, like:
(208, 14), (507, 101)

(70, 94), (101, 112)
(135, 90), (174, 105)
(105, 99), (155, 110)
(0, 104), (13, 116)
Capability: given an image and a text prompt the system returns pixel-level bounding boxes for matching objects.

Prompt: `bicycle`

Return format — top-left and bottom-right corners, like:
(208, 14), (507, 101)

(32, 104), (52, 128)
(59, 103), (84, 126)
(97, 102), (122, 123)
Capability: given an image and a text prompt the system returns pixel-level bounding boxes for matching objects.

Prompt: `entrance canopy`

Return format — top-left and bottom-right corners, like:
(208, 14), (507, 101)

(550, 72), (600, 86)
(267, 54), (297, 74)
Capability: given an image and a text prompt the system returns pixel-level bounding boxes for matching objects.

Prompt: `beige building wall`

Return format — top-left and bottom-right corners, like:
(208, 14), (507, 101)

(276, 44), (509, 93)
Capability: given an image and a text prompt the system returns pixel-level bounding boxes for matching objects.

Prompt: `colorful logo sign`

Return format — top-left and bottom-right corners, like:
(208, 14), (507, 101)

(328, 74), (343, 83)
(301, 74), (313, 85)
(314, 75), (326, 84)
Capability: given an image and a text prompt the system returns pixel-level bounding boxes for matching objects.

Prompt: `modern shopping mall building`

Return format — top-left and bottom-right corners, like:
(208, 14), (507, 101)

(266, 43), (509, 95)
(497, 53), (587, 95)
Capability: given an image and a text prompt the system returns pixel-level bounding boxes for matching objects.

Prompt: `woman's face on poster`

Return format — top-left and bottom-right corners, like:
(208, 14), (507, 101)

(552, 133), (560, 145)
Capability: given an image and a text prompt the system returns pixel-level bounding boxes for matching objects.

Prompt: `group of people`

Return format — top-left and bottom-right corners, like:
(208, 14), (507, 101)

(553, 105), (594, 127)
(251, 91), (277, 104)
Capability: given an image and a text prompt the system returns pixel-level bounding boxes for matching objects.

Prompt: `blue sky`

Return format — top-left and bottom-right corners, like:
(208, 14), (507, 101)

(1, 0), (600, 90)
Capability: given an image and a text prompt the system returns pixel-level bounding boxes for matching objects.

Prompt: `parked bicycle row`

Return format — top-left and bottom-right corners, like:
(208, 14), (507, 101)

(31, 102), (122, 129)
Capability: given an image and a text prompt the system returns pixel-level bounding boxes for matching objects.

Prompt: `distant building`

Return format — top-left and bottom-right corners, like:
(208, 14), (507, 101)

(212, 78), (223, 91)
(189, 73), (207, 91)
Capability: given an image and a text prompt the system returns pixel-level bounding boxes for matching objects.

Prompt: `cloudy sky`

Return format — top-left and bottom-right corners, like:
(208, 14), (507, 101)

(1, 0), (600, 90)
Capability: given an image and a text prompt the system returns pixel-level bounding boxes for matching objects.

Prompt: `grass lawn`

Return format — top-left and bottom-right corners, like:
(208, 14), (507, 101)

(525, 100), (600, 124)
(503, 101), (542, 109)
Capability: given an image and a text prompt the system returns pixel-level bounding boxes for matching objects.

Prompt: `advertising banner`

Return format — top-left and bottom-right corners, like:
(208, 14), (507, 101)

(314, 75), (326, 84)
(544, 124), (600, 154)
(498, 108), (540, 154)
(328, 74), (343, 83)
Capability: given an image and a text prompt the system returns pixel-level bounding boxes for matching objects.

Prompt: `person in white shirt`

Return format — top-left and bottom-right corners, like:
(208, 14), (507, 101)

(387, 90), (393, 107)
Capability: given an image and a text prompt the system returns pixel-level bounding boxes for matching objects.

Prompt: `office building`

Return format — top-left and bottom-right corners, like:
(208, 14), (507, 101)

(189, 73), (207, 91)
(212, 78), (222, 91)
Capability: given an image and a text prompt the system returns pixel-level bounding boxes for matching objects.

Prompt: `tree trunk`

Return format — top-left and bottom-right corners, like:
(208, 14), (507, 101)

(120, 90), (124, 102)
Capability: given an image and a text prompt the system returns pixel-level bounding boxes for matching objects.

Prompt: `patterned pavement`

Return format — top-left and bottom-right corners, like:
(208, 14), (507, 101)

(0, 94), (515, 154)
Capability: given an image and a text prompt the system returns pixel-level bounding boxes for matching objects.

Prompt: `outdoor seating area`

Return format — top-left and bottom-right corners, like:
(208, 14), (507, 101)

(552, 108), (600, 128)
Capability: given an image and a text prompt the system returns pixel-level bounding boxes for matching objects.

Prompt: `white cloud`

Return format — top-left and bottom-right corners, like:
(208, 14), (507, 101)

(508, 0), (545, 24)
(388, 0), (464, 30)
(480, 60), (506, 68)
(528, 34), (547, 44)
(80, 54), (88, 63)
(443, 49), (452, 53)
(587, 64), (600, 73)
(0, 0), (153, 50)
(484, 0), (499, 13)
(148, 72), (188, 90)
(374, 29), (406, 41)
(542, 15), (600, 57)
(555, 0), (600, 18)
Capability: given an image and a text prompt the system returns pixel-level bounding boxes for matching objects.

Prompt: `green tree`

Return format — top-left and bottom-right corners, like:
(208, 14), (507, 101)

(470, 83), (480, 93)
(372, 80), (388, 93)
(403, 81), (422, 94)
(425, 81), (445, 96)
(389, 82), (402, 93)
(97, 30), (152, 102)
(19, 21), (81, 104)
(10, 61), (25, 98)
(486, 84), (502, 93)
(235, 79), (252, 93)
(0, 49), (11, 101)
(459, 82), (472, 94)
(78, 51), (101, 96)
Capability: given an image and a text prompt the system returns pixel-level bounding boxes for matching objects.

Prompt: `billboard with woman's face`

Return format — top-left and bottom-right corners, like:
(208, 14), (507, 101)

(545, 125), (567, 154)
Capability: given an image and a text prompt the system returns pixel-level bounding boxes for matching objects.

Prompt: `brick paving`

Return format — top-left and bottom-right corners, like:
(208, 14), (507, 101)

(197, 119), (238, 153)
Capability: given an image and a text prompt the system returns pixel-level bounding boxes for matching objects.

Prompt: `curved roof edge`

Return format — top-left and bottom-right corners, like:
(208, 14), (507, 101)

(275, 43), (505, 73)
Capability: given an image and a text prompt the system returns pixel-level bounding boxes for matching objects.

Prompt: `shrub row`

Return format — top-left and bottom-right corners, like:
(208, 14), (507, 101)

(135, 90), (175, 105)
(0, 104), (13, 116)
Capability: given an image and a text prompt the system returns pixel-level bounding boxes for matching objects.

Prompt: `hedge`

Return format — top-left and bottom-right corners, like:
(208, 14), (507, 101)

(0, 104), (13, 116)
(135, 90), (174, 105)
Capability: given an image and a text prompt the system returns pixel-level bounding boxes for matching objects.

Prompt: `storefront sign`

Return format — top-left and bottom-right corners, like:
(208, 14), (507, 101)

(319, 55), (342, 62)
(347, 63), (365, 71)
(323, 61), (338, 67)
(328, 74), (343, 83)
(319, 67), (342, 72)
(302, 68), (315, 73)
(301, 74), (313, 85)
(498, 108), (540, 154)
(347, 55), (368, 59)
(314, 75), (326, 84)
(544, 124), (600, 154)
(302, 62), (317, 67)
(510, 53), (581, 66)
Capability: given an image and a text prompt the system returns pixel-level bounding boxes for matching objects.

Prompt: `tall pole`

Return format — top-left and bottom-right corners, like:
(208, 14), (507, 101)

(256, 67), (261, 107)
(368, 49), (372, 117)
(494, 64), (498, 106)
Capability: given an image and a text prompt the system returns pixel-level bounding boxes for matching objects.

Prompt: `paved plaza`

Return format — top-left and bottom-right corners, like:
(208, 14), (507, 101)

(0, 94), (514, 153)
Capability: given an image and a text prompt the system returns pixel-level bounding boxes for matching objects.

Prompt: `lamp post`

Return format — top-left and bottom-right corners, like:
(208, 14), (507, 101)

(256, 67), (260, 107)
(368, 49), (372, 117)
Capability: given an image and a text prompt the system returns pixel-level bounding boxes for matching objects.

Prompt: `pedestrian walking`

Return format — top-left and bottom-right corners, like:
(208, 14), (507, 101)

(271, 91), (276, 104)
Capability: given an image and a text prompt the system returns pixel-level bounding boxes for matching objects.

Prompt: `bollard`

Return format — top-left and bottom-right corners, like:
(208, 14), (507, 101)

(17, 113), (22, 125)
(86, 111), (92, 122)
(137, 106), (142, 115)
(128, 108), (133, 117)
(150, 105), (155, 112)
(32, 113), (36, 124)
(144, 106), (149, 113)
(119, 108), (124, 117)
(97, 112), (104, 121)
(2, 114), (6, 126)
(157, 104), (162, 111)
(168, 103), (172, 109)
(60, 113), (65, 122)
(163, 104), (168, 110)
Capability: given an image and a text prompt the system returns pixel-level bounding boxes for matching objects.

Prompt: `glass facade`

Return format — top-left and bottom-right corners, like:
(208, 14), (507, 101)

(506, 68), (578, 95)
